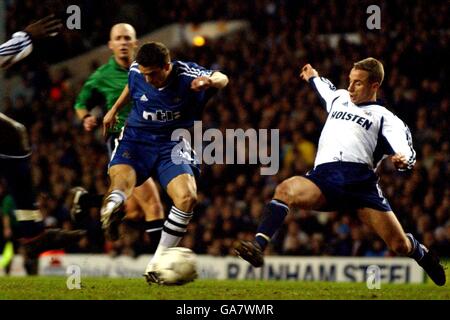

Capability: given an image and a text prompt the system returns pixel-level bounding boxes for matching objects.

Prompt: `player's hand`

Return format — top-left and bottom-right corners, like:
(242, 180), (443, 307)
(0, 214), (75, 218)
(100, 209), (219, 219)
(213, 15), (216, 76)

(3, 227), (12, 241)
(191, 76), (212, 92)
(24, 15), (63, 40)
(391, 153), (408, 170)
(83, 115), (98, 132)
(300, 64), (319, 82)
(103, 109), (117, 137)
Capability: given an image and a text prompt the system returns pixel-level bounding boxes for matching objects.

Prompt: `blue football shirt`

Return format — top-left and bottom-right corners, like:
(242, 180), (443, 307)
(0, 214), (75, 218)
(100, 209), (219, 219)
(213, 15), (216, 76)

(126, 60), (217, 134)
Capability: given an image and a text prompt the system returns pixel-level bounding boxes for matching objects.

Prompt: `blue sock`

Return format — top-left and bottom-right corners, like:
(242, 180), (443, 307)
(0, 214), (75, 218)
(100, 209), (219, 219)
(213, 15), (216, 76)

(255, 199), (289, 250)
(406, 233), (426, 261)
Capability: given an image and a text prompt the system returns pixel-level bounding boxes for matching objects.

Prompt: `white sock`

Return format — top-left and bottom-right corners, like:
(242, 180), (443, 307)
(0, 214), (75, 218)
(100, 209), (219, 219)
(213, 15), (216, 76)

(100, 190), (127, 219)
(101, 190), (126, 216)
(145, 245), (167, 273)
(147, 206), (193, 268)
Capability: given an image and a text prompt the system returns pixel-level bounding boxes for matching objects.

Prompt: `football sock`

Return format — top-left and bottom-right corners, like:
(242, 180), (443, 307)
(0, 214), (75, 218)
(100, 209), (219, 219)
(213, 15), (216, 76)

(148, 206), (192, 267)
(143, 219), (164, 253)
(255, 199), (290, 251)
(160, 206), (192, 248)
(102, 190), (126, 214)
(406, 233), (426, 261)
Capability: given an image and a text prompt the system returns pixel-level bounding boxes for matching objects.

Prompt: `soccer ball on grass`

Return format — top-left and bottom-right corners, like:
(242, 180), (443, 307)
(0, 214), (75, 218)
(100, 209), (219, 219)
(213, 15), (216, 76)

(153, 247), (198, 285)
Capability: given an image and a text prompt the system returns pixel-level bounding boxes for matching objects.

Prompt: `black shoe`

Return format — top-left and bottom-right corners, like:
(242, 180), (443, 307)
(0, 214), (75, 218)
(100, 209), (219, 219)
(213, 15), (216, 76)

(68, 187), (87, 221)
(143, 271), (162, 285)
(234, 240), (264, 268)
(143, 270), (197, 286)
(104, 213), (124, 241)
(418, 249), (446, 286)
(23, 255), (39, 275)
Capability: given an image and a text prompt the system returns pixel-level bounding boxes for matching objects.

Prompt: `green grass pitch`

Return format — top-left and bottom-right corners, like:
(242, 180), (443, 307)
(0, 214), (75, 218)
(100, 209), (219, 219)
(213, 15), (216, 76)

(0, 275), (448, 300)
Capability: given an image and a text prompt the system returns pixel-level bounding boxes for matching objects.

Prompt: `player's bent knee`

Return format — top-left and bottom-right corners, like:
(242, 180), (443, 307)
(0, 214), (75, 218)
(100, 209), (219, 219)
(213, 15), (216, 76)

(173, 192), (197, 212)
(274, 177), (323, 209)
(273, 180), (296, 207)
(108, 165), (136, 195)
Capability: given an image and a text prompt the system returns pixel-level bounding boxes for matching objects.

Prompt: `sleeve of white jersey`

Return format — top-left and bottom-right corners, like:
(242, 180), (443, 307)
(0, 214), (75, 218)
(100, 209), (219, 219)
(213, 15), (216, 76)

(381, 112), (416, 171)
(0, 32), (33, 69)
(309, 76), (340, 112)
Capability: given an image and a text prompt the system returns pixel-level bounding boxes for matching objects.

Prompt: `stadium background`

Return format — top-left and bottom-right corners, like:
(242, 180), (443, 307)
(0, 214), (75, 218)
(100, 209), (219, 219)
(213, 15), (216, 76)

(0, 0), (448, 266)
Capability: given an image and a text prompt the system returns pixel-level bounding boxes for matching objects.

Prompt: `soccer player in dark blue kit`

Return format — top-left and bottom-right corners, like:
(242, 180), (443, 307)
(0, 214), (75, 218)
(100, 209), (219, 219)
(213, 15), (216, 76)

(102, 42), (228, 284)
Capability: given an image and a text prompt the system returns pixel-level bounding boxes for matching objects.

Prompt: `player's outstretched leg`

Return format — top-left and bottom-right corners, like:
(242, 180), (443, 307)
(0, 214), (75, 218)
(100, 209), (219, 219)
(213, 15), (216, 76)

(101, 164), (136, 240)
(235, 177), (325, 267)
(234, 199), (289, 267)
(22, 228), (87, 275)
(406, 233), (446, 286)
(358, 208), (446, 286)
(143, 174), (196, 285)
(144, 205), (194, 284)
(132, 178), (165, 253)
(0, 114), (87, 274)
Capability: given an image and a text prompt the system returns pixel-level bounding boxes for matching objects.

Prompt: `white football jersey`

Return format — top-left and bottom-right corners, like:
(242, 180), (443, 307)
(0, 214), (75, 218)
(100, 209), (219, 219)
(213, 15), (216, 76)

(0, 31), (33, 69)
(310, 76), (416, 170)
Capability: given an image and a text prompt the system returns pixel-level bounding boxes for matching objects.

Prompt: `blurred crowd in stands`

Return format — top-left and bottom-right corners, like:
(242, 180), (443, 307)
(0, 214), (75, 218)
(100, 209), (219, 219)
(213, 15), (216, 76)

(1, 0), (449, 258)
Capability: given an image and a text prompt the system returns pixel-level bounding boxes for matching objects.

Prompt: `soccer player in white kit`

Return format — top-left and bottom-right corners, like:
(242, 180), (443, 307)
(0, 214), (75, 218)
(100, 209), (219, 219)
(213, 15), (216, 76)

(235, 58), (446, 286)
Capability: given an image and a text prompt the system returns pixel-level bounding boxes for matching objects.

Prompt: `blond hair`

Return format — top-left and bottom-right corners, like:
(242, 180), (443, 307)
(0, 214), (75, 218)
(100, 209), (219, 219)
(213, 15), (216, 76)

(353, 57), (384, 85)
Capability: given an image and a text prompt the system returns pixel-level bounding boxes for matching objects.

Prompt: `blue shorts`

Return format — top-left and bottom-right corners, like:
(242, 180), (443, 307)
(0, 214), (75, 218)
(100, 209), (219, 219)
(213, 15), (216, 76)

(304, 162), (392, 212)
(109, 127), (200, 189)
(106, 132), (120, 159)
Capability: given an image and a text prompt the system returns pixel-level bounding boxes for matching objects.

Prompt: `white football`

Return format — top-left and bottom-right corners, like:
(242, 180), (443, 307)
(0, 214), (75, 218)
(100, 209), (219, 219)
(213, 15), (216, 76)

(153, 247), (198, 285)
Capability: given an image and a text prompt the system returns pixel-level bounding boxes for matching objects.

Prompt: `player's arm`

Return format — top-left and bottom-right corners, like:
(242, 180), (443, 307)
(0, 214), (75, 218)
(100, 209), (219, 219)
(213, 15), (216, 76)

(191, 71), (229, 91)
(382, 112), (416, 171)
(1, 195), (15, 240)
(103, 84), (130, 136)
(300, 64), (338, 112)
(2, 214), (12, 240)
(74, 76), (100, 131)
(0, 32), (32, 69)
(0, 15), (62, 69)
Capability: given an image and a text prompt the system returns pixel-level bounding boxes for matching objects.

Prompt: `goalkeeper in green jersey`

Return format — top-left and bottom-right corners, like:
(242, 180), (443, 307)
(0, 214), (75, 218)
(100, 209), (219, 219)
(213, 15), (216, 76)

(71, 24), (164, 249)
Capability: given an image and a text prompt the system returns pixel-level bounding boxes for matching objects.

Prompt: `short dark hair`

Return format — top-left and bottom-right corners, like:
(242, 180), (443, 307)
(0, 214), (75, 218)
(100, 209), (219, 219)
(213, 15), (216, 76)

(136, 42), (170, 68)
(353, 57), (384, 85)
